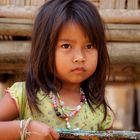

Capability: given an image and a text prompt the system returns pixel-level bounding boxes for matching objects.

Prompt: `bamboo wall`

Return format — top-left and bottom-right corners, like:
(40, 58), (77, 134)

(0, 0), (140, 9)
(1, 0), (140, 130)
(0, 0), (140, 83)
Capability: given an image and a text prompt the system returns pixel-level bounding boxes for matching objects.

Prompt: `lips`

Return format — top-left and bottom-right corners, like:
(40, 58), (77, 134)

(71, 67), (86, 72)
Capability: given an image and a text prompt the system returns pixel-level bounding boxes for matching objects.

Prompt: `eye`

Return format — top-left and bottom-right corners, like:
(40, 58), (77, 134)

(85, 44), (94, 49)
(61, 44), (72, 49)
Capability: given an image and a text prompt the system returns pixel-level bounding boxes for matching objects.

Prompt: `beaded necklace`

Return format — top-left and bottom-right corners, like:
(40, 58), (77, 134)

(49, 89), (87, 130)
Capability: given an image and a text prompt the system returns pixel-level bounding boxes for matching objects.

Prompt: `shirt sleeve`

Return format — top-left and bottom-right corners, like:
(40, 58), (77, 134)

(8, 82), (26, 119)
(99, 111), (113, 130)
(95, 104), (114, 130)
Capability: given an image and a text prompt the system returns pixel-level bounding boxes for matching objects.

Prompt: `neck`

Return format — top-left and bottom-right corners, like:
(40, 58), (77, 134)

(58, 83), (81, 106)
(60, 83), (81, 94)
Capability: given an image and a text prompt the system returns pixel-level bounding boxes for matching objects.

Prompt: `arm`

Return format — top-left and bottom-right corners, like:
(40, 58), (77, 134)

(0, 92), (59, 140)
(0, 121), (20, 140)
(0, 93), (20, 140)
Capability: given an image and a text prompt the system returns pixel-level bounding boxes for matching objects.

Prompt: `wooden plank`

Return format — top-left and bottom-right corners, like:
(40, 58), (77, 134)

(106, 24), (140, 42)
(0, 18), (33, 36)
(0, 6), (36, 19)
(30, 0), (45, 6)
(4, 0), (10, 5)
(110, 65), (140, 78)
(25, 0), (31, 6)
(1, 23), (138, 41)
(99, 10), (140, 23)
(0, 41), (140, 83)
(106, 27), (140, 42)
(127, 0), (139, 9)
(115, 0), (126, 9)
(0, 23), (32, 36)
(9, 0), (16, 6)
(0, 18), (33, 24)
(0, 7), (140, 24)
(1, 18), (140, 42)
(0, 63), (26, 73)
(0, 41), (30, 63)
(100, 0), (115, 9)
(15, 0), (20, 6)
(15, 0), (25, 6)
(108, 42), (140, 65)
(36, 0), (45, 6)
(0, 41), (140, 65)
(0, 40), (140, 82)
(0, 0), (6, 5)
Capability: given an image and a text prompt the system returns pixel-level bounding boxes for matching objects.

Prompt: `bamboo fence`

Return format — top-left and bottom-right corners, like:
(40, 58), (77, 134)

(0, 0), (140, 82)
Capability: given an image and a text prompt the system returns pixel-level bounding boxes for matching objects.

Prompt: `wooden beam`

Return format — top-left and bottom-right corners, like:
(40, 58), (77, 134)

(0, 41), (140, 82)
(0, 17), (33, 24)
(0, 6), (36, 19)
(0, 18), (140, 41)
(127, 0), (139, 9)
(0, 23), (32, 36)
(110, 64), (140, 77)
(100, 0), (115, 9)
(25, 0), (31, 6)
(0, 6), (140, 23)
(0, 41), (140, 65)
(108, 64), (140, 84)
(108, 42), (140, 65)
(115, 0), (126, 9)
(0, 63), (26, 73)
(99, 10), (140, 24)
(106, 24), (140, 42)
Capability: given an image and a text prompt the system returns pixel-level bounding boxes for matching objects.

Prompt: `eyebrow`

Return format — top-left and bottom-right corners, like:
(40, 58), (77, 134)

(58, 39), (91, 44)
(58, 39), (76, 42)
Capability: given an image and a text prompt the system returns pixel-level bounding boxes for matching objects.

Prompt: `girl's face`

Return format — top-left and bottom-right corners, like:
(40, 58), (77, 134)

(55, 21), (98, 84)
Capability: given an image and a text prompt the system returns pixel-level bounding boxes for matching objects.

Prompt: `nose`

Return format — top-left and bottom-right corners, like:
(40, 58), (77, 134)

(73, 49), (85, 63)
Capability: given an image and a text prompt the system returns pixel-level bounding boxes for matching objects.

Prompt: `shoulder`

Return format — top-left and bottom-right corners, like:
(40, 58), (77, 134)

(9, 82), (26, 96)
(8, 82), (27, 114)
(96, 105), (114, 130)
(0, 82), (26, 120)
(10, 82), (26, 91)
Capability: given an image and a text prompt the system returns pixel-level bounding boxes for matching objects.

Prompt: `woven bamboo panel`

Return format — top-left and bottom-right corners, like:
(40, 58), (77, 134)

(99, 0), (140, 9)
(0, 0), (140, 9)
(0, 0), (46, 6)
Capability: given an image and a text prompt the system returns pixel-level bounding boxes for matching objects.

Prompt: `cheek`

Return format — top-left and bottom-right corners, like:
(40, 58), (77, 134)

(55, 51), (69, 72)
(87, 53), (98, 71)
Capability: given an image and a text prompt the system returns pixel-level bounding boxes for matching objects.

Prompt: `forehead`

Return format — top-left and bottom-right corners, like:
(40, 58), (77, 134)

(57, 21), (89, 42)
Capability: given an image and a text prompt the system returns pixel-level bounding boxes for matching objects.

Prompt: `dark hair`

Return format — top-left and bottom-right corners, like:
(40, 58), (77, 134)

(26, 0), (110, 121)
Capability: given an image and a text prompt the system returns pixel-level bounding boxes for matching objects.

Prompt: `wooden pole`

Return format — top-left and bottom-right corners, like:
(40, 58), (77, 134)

(99, 10), (140, 23)
(0, 41), (140, 82)
(127, 0), (139, 9)
(100, 0), (115, 9)
(0, 6), (140, 23)
(106, 24), (140, 42)
(115, 0), (126, 9)
(107, 42), (140, 65)
(0, 22), (32, 36)
(0, 6), (36, 19)
(0, 18), (140, 41)
(0, 41), (140, 65)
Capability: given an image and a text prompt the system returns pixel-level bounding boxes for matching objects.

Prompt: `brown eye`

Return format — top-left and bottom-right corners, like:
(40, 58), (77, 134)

(61, 44), (72, 49)
(85, 44), (94, 49)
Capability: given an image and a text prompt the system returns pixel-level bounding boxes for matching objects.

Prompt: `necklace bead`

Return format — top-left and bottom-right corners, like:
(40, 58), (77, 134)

(56, 111), (61, 116)
(49, 89), (87, 129)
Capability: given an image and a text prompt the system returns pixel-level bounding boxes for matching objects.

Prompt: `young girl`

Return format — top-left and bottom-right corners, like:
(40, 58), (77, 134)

(0, 0), (113, 140)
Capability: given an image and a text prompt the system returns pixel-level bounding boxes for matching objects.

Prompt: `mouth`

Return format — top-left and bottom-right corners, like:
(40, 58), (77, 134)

(71, 67), (86, 73)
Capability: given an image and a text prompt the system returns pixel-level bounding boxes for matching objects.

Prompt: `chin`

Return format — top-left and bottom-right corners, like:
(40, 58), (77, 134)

(68, 78), (88, 84)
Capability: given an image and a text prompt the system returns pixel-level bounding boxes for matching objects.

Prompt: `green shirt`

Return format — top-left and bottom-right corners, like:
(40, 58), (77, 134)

(9, 82), (113, 131)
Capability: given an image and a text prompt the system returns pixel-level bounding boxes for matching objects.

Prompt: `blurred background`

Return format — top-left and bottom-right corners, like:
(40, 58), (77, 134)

(0, 0), (140, 131)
